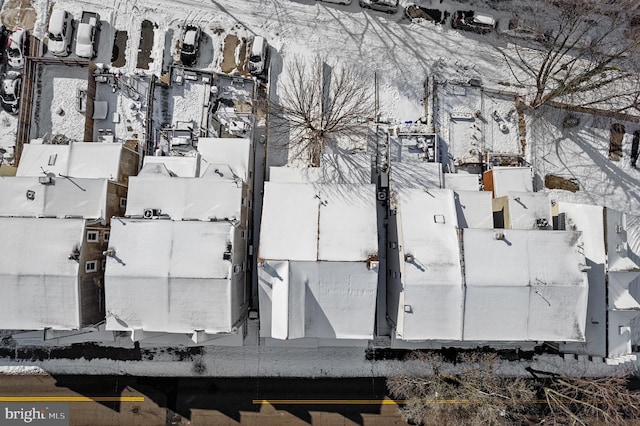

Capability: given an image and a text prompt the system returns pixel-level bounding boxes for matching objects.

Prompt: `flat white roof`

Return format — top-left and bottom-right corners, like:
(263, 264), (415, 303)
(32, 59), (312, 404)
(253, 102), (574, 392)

(197, 138), (251, 182)
(269, 153), (370, 184)
(0, 218), (84, 330)
(0, 176), (108, 220)
(463, 229), (588, 342)
(396, 188), (463, 340)
(259, 182), (378, 262)
(454, 190), (493, 228)
(391, 162), (442, 189)
(444, 173), (480, 191)
(17, 142), (123, 180)
(258, 260), (378, 339)
(125, 174), (242, 221)
(505, 191), (552, 230)
(105, 219), (237, 334)
(143, 155), (200, 177)
(490, 167), (533, 197)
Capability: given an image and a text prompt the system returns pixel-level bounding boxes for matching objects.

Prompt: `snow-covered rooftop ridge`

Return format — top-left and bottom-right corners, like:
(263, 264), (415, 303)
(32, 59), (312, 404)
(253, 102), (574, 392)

(0, 176), (109, 220)
(0, 217), (85, 330)
(17, 142), (125, 180)
(454, 190), (493, 229)
(125, 174), (242, 221)
(105, 219), (238, 334)
(463, 228), (588, 342)
(259, 181), (378, 262)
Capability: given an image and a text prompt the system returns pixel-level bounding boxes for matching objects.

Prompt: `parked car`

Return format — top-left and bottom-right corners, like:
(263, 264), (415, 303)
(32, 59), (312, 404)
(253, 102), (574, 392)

(180, 25), (201, 66)
(452, 10), (496, 34)
(75, 11), (100, 58)
(6, 27), (26, 69)
(47, 9), (74, 56)
(359, 0), (399, 14)
(317, 0), (352, 5)
(0, 71), (21, 115)
(405, 4), (448, 24)
(248, 36), (268, 76)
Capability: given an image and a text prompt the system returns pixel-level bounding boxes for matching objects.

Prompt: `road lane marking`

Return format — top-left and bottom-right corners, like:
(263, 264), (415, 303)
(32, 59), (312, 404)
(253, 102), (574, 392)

(0, 396), (145, 402)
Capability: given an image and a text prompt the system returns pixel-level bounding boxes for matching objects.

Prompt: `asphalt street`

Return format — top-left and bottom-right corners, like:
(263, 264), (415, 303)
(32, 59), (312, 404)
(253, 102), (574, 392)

(0, 375), (408, 425)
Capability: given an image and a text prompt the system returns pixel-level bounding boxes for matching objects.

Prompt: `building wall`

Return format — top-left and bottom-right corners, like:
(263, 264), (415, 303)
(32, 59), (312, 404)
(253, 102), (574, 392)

(386, 208), (403, 331)
(118, 146), (140, 186)
(78, 223), (108, 327)
(492, 195), (510, 228)
(106, 181), (128, 222)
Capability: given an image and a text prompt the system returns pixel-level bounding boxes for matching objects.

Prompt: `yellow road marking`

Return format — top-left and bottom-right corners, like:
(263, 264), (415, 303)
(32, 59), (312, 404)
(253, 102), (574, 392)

(0, 396), (144, 402)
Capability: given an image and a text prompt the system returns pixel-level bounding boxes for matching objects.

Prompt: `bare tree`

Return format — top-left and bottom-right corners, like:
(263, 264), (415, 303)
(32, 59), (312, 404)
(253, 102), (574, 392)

(387, 352), (536, 425)
(269, 55), (374, 166)
(543, 374), (640, 425)
(501, 0), (640, 112)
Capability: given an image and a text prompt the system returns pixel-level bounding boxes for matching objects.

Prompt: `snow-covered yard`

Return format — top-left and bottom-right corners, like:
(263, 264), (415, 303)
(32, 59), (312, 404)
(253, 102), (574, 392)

(31, 65), (88, 142)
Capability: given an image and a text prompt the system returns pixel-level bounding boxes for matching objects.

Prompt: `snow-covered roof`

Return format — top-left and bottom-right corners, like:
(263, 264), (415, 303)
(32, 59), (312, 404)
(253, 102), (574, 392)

(0, 218), (84, 330)
(392, 162), (442, 189)
(259, 182), (378, 262)
(606, 209), (640, 272)
(259, 260), (378, 340)
(463, 229), (588, 342)
(105, 219), (238, 334)
(143, 155), (201, 177)
(454, 190), (493, 228)
(487, 167), (533, 198)
(125, 174), (242, 221)
(269, 152), (370, 184)
(0, 176), (108, 220)
(17, 142), (124, 180)
(504, 191), (552, 230)
(395, 188), (463, 340)
(197, 138), (251, 182)
(444, 173), (480, 191)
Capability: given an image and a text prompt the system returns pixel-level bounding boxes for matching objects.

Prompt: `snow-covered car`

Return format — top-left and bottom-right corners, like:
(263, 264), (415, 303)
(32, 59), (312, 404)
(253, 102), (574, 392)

(248, 36), (268, 76)
(75, 12), (100, 59)
(0, 72), (21, 115)
(359, 0), (399, 14)
(452, 10), (496, 34)
(47, 9), (74, 56)
(180, 25), (201, 66)
(405, 4), (448, 24)
(6, 27), (26, 69)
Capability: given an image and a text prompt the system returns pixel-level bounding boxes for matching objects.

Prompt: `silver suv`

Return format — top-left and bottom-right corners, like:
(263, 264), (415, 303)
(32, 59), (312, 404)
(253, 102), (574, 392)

(359, 0), (399, 14)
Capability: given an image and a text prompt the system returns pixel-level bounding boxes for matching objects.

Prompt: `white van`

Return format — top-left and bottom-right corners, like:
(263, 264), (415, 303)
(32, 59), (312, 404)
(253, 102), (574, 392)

(248, 36), (268, 76)
(47, 10), (74, 56)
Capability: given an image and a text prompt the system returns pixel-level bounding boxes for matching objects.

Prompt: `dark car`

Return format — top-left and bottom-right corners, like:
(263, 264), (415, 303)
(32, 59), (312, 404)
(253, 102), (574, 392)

(0, 71), (21, 115)
(359, 0), (399, 14)
(180, 25), (201, 66)
(405, 4), (448, 24)
(452, 10), (496, 34)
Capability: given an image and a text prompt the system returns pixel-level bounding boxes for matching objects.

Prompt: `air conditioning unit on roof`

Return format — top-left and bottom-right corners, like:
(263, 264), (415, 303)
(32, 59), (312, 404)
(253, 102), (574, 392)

(143, 208), (161, 219)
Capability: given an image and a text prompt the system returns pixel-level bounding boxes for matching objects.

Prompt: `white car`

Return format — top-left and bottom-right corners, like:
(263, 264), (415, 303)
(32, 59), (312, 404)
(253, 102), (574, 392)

(47, 10), (74, 56)
(6, 27), (26, 69)
(75, 22), (97, 58)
